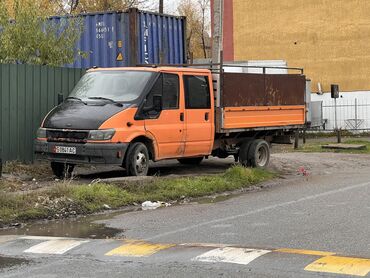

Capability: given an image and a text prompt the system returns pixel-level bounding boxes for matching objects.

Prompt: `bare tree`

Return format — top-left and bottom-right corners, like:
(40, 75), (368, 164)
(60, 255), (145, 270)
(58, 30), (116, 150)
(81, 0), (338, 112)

(53, 0), (151, 14)
(178, 0), (210, 59)
(198, 0), (210, 59)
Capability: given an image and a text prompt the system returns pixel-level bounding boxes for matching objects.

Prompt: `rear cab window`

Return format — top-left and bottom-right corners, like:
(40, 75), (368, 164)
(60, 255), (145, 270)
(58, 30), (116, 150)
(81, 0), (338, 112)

(183, 75), (211, 109)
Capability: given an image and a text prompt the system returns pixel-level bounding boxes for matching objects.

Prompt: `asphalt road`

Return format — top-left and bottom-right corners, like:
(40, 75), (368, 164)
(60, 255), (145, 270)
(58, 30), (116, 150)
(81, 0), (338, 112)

(0, 153), (369, 277)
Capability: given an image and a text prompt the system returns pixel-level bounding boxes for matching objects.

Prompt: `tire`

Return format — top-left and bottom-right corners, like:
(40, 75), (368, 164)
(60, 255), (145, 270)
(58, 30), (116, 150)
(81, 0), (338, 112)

(51, 162), (75, 179)
(125, 142), (150, 176)
(177, 157), (203, 165)
(248, 139), (270, 168)
(239, 140), (253, 166)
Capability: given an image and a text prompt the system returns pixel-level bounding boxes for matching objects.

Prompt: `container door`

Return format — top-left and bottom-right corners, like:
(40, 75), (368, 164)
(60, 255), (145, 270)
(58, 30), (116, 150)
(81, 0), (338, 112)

(144, 73), (185, 159)
(183, 74), (213, 157)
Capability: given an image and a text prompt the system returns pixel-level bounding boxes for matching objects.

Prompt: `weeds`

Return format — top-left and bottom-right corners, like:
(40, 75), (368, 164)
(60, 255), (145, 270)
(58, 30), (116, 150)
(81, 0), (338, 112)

(0, 166), (273, 226)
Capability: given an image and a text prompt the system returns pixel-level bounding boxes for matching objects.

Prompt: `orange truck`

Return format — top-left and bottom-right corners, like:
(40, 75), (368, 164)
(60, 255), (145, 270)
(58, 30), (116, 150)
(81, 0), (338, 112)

(35, 64), (308, 177)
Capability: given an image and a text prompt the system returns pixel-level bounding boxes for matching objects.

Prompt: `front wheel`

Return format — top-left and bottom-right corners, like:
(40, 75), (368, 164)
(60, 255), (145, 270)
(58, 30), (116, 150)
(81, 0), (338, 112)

(125, 142), (150, 176)
(51, 162), (75, 179)
(177, 157), (203, 165)
(248, 139), (270, 168)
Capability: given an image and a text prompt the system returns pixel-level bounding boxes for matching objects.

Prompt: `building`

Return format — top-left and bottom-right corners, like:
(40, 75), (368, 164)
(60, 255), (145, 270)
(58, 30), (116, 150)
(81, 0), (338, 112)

(214, 0), (370, 92)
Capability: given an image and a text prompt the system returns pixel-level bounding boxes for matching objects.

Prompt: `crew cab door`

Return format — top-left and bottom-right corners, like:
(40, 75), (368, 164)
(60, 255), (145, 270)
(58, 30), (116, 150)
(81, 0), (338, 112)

(143, 73), (185, 159)
(182, 74), (213, 156)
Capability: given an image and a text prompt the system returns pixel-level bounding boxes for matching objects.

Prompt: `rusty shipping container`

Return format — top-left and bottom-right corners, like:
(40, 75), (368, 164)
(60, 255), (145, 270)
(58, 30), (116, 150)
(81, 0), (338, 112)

(49, 8), (186, 68)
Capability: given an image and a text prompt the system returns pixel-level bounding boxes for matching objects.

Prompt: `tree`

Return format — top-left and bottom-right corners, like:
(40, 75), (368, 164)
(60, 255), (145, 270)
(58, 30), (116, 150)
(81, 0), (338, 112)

(177, 0), (210, 60)
(61, 0), (151, 14)
(0, 0), (83, 66)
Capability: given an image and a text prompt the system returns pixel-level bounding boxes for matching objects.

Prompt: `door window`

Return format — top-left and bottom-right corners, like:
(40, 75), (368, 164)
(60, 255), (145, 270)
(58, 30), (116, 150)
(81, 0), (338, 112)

(142, 73), (179, 118)
(184, 75), (210, 109)
(163, 74), (179, 109)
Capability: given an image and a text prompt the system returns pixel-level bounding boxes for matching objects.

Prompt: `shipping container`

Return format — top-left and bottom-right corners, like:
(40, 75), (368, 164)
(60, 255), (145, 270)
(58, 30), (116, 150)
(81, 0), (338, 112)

(49, 8), (186, 68)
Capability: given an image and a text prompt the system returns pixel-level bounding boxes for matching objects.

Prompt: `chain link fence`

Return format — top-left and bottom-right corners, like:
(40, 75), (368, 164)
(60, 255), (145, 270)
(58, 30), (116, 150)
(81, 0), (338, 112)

(320, 98), (370, 131)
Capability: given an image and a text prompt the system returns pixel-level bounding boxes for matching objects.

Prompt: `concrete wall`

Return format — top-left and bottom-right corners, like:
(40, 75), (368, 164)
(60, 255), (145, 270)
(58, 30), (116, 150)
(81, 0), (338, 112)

(220, 0), (370, 92)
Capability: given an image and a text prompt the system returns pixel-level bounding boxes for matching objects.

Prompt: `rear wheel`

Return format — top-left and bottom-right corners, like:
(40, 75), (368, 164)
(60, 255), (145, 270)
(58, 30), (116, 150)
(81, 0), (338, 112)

(177, 157), (203, 165)
(51, 162), (75, 179)
(248, 139), (270, 168)
(239, 140), (253, 166)
(126, 142), (150, 176)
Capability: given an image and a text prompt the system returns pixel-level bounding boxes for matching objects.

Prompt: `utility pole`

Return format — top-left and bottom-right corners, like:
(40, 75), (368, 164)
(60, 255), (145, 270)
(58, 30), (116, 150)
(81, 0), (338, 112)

(212, 0), (223, 64)
(212, 0), (223, 107)
(159, 0), (164, 13)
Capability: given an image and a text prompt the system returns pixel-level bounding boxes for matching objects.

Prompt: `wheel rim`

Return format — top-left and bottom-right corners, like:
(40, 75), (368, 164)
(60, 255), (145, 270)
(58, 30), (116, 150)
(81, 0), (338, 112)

(256, 145), (268, 167)
(135, 150), (148, 174)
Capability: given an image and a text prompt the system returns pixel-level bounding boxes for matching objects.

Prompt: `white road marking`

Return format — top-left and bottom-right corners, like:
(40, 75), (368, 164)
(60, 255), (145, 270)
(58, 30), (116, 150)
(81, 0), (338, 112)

(180, 243), (233, 248)
(145, 181), (370, 241)
(0, 235), (19, 244)
(24, 239), (88, 254)
(193, 247), (271, 265)
(211, 224), (233, 228)
(21, 236), (77, 240)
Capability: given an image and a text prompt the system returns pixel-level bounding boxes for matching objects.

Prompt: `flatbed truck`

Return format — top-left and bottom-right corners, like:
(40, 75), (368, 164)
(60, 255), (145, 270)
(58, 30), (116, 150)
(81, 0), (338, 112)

(35, 64), (308, 177)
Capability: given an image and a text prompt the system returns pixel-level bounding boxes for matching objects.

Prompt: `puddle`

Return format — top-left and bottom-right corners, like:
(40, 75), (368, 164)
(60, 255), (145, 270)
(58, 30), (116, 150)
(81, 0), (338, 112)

(0, 256), (28, 269)
(0, 210), (135, 239)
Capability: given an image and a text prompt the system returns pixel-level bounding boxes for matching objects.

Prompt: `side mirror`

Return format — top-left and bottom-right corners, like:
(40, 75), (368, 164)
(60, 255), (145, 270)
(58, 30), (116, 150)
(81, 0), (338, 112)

(57, 93), (64, 105)
(153, 95), (162, 112)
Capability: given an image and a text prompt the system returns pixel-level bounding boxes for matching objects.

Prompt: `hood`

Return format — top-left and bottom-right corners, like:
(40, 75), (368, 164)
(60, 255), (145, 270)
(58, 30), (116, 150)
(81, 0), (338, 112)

(43, 100), (128, 130)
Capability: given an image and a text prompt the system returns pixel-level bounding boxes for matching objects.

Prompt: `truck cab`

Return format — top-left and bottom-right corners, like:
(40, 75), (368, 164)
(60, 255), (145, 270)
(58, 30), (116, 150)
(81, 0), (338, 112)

(35, 67), (215, 177)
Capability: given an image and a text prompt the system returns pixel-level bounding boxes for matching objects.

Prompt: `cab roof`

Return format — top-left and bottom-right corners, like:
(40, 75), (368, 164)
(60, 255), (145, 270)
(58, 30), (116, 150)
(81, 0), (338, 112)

(87, 66), (211, 74)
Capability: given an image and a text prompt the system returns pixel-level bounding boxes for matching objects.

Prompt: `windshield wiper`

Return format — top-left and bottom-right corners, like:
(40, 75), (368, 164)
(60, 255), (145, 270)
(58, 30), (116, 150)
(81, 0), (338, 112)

(65, 96), (87, 105)
(88, 97), (123, 107)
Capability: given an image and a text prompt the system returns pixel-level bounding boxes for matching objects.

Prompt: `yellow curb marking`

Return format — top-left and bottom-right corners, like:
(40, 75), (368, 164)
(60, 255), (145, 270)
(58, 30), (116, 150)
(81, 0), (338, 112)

(105, 240), (175, 257)
(305, 256), (370, 277)
(275, 248), (336, 257)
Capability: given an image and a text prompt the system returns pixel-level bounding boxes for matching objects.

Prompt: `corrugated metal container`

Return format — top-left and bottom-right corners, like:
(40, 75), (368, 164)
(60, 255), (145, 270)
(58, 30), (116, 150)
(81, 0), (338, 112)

(49, 9), (186, 68)
(0, 64), (85, 163)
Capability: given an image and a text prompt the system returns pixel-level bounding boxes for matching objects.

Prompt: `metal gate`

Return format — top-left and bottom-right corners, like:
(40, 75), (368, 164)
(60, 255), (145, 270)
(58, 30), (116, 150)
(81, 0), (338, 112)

(0, 64), (85, 163)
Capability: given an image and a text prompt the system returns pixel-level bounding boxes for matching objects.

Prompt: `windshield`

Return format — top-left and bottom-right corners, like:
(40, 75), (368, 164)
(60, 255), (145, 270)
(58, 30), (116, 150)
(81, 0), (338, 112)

(69, 71), (155, 102)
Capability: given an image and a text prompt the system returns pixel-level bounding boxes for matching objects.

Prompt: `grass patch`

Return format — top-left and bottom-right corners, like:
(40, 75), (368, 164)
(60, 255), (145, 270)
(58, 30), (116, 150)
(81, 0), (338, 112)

(0, 166), (273, 226)
(295, 139), (370, 154)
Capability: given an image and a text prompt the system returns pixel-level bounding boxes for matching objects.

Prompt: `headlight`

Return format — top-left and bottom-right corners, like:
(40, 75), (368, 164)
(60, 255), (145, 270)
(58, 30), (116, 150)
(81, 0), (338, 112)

(88, 129), (116, 140)
(36, 128), (47, 138)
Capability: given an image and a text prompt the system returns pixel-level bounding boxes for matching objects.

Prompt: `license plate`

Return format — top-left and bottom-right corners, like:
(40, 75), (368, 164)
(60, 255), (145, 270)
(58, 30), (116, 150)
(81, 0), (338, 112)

(53, 146), (77, 155)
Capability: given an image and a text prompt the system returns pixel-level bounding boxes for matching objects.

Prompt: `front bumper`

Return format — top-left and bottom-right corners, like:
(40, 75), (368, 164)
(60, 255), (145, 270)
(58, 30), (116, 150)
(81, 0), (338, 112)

(35, 140), (129, 165)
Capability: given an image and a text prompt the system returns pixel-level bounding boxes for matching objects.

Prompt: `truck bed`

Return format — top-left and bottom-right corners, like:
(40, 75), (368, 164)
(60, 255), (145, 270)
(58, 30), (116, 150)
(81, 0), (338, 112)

(216, 72), (307, 132)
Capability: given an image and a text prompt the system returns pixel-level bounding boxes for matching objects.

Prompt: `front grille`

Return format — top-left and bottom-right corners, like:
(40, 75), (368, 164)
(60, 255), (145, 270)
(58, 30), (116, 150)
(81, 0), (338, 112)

(47, 130), (89, 143)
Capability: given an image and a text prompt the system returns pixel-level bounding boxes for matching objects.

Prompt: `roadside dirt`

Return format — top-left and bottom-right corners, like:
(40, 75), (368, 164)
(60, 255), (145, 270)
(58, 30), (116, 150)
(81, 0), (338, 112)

(269, 152), (370, 176)
(1, 141), (369, 194)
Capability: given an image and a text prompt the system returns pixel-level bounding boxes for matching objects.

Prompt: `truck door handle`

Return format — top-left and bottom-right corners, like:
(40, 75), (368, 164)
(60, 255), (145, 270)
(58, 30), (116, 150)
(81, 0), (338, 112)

(180, 112), (184, 121)
(205, 112), (209, 121)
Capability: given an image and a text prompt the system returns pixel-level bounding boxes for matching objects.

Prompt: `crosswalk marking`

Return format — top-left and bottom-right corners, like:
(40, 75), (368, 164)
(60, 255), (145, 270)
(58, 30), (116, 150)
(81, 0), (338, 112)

(305, 256), (370, 277)
(24, 239), (88, 255)
(192, 247), (271, 265)
(105, 240), (175, 257)
(275, 248), (336, 257)
(2, 235), (370, 277)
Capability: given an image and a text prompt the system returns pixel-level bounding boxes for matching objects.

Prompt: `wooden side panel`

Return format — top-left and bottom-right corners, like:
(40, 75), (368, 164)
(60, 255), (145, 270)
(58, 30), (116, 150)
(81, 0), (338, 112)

(223, 105), (305, 129)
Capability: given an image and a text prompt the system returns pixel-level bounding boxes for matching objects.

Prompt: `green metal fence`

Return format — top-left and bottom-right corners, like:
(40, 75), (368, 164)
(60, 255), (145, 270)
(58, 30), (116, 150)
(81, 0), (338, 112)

(0, 64), (85, 163)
